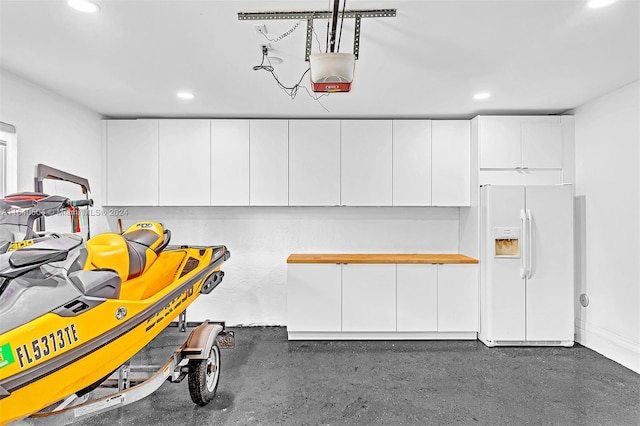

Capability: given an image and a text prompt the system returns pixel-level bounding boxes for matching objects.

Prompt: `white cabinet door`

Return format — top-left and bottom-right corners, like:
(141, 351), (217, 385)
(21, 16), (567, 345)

(287, 264), (342, 332)
(250, 120), (288, 206)
(396, 264), (438, 332)
(106, 119), (158, 206)
(478, 116), (521, 169)
(479, 116), (564, 170)
(521, 117), (563, 169)
(341, 120), (393, 206)
(288, 120), (341, 206)
(432, 120), (470, 206)
(437, 264), (478, 332)
(210, 119), (250, 206)
(392, 120), (432, 206)
(158, 120), (210, 206)
(342, 264), (396, 332)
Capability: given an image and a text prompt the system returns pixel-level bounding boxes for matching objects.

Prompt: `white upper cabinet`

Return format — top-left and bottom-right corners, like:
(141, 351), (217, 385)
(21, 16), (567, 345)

(478, 116), (521, 169)
(479, 116), (563, 169)
(106, 119), (159, 206)
(250, 120), (288, 206)
(432, 120), (470, 206)
(521, 117), (563, 169)
(288, 120), (341, 206)
(106, 118), (474, 207)
(392, 120), (432, 206)
(340, 120), (393, 206)
(211, 119), (250, 206)
(158, 120), (210, 206)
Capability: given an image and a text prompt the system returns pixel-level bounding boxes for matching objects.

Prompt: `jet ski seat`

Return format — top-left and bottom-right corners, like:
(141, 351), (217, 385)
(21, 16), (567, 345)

(84, 222), (171, 282)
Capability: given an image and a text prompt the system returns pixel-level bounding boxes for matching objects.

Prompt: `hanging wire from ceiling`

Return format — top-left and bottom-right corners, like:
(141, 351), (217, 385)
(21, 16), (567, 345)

(301, 86), (330, 113)
(311, 17), (325, 52)
(252, 46), (329, 112)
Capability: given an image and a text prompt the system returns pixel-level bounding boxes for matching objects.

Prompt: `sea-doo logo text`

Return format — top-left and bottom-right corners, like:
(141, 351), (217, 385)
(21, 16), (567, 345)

(137, 223), (153, 228)
(145, 284), (195, 332)
(8, 239), (34, 251)
(15, 324), (79, 369)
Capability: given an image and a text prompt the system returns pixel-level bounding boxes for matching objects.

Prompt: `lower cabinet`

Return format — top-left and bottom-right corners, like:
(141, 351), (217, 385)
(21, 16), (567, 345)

(287, 264), (341, 332)
(397, 264), (438, 332)
(342, 264), (396, 332)
(437, 264), (479, 332)
(287, 262), (478, 339)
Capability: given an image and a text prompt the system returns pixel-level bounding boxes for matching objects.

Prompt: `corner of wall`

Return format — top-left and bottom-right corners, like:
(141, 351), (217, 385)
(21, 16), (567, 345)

(562, 115), (575, 184)
(575, 321), (640, 374)
(573, 80), (640, 374)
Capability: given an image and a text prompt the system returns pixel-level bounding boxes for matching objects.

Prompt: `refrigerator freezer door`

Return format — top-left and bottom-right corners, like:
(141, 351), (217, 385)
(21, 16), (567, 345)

(482, 185), (527, 341)
(525, 185), (574, 342)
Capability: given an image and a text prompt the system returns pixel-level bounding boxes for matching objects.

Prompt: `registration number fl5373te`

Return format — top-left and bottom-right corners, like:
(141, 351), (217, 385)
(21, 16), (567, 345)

(15, 324), (79, 368)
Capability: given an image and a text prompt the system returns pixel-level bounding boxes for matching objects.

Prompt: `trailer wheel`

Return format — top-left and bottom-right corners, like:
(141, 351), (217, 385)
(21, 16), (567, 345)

(188, 341), (221, 406)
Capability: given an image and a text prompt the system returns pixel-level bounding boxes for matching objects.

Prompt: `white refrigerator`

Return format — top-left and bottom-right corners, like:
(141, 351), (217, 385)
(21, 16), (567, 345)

(479, 184), (574, 347)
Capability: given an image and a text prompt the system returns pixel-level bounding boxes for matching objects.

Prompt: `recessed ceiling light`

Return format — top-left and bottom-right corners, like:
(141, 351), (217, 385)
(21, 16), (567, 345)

(68, 0), (100, 13)
(177, 92), (195, 100)
(473, 92), (491, 100)
(587, 0), (618, 8)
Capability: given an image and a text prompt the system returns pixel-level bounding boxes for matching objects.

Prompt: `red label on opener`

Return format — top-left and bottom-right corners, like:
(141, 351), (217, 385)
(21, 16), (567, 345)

(312, 82), (352, 93)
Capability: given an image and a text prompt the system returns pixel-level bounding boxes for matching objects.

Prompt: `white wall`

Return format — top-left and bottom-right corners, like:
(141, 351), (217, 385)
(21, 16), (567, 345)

(107, 207), (461, 326)
(0, 69), (108, 234)
(574, 80), (640, 373)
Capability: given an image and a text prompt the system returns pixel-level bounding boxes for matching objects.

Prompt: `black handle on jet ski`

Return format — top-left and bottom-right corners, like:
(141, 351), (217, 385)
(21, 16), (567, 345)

(66, 199), (94, 208)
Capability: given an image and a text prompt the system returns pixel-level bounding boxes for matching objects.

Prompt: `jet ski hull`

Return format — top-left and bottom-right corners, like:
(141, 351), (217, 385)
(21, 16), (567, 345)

(0, 245), (229, 424)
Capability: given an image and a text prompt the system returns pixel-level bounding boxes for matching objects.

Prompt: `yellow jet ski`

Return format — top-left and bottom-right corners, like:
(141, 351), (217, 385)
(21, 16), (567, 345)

(0, 193), (230, 424)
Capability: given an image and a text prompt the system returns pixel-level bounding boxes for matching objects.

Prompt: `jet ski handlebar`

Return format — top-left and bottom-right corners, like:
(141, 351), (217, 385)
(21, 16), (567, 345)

(65, 199), (94, 208)
(1, 193), (93, 213)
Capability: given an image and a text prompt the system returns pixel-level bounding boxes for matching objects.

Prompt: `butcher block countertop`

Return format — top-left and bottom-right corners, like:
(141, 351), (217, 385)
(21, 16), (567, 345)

(286, 253), (479, 264)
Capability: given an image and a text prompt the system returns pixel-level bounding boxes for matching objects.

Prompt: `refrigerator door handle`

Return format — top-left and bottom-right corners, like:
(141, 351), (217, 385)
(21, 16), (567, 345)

(520, 209), (527, 279)
(526, 209), (533, 279)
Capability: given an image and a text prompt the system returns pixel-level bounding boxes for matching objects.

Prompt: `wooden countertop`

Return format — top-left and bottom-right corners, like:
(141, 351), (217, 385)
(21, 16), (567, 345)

(287, 253), (478, 264)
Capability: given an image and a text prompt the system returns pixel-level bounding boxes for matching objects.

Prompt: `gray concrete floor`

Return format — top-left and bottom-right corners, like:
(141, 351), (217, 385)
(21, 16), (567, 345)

(78, 326), (640, 426)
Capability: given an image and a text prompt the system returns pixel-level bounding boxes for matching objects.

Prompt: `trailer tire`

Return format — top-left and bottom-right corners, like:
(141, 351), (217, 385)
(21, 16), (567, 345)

(188, 341), (221, 406)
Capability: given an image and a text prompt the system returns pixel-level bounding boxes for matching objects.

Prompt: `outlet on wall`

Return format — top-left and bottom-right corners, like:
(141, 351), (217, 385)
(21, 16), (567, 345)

(580, 293), (589, 307)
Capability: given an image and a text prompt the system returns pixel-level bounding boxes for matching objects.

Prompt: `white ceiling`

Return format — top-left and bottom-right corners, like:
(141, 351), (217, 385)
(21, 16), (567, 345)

(1, 0), (638, 118)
